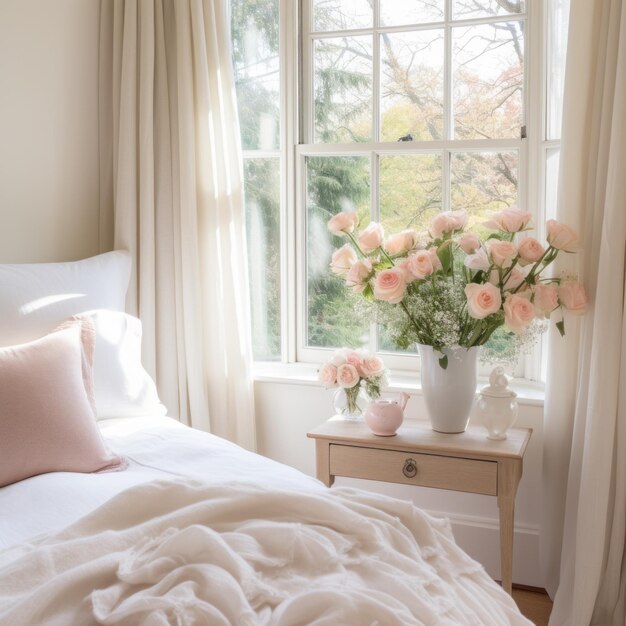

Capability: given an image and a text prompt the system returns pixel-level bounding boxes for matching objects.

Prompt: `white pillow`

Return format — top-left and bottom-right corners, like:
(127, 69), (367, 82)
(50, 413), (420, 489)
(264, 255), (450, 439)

(0, 251), (131, 347)
(81, 310), (167, 419)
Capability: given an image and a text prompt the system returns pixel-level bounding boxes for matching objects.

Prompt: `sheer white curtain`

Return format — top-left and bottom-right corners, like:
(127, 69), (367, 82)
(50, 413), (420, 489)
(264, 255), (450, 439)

(541, 0), (626, 624)
(99, 0), (256, 450)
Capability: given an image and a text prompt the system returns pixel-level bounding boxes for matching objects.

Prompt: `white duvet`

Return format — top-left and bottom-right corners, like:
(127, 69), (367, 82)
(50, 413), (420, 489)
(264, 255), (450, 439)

(0, 417), (532, 625)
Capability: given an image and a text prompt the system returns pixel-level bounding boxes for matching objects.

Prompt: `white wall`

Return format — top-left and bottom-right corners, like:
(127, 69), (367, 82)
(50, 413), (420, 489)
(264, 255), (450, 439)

(254, 378), (545, 588)
(0, 0), (101, 263)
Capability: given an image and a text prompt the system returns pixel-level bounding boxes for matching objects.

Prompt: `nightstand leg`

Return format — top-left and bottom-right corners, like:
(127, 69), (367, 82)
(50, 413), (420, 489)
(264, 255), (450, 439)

(498, 493), (515, 594)
(315, 440), (334, 487)
(497, 459), (522, 595)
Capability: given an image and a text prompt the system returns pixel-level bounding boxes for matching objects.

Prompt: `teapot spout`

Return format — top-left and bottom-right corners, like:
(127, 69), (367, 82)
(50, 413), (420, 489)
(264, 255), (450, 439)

(400, 392), (409, 411)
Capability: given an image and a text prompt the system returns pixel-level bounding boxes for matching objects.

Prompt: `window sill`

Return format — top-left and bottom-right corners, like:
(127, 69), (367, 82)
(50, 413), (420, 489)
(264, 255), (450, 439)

(252, 362), (545, 407)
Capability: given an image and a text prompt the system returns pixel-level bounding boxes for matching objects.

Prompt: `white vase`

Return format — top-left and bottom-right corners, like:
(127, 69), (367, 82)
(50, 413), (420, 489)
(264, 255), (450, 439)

(417, 344), (479, 433)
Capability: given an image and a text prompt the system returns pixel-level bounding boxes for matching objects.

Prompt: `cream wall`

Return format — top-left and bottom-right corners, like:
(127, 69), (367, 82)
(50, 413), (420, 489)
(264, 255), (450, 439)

(0, 0), (101, 263)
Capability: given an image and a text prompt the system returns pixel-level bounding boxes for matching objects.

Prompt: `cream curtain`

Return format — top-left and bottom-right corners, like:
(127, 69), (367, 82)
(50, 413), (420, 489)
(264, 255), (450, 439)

(99, 0), (256, 450)
(541, 0), (626, 624)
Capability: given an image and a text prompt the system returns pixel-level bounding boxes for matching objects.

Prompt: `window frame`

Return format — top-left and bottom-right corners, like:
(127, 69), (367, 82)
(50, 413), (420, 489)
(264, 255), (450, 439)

(246, 0), (562, 382)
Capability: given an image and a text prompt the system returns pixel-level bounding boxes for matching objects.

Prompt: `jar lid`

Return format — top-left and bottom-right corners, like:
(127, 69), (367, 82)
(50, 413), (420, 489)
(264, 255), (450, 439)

(480, 366), (517, 399)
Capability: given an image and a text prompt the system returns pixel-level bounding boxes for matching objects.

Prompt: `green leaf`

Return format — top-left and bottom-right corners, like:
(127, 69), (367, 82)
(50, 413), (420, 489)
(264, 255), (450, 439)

(438, 354), (449, 369)
(436, 242), (454, 274)
(556, 319), (565, 337)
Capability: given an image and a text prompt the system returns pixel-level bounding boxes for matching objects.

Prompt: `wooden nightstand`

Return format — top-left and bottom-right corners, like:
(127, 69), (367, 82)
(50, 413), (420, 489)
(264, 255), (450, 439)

(307, 417), (532, 594)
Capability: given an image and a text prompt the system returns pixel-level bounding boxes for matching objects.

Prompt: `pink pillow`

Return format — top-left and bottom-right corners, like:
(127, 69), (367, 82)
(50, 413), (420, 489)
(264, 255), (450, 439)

(0, 318), (126, 488)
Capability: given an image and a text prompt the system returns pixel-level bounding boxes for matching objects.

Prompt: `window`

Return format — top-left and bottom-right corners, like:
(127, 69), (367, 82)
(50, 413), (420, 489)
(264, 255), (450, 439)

(231, 0), (282, 361)
(231, 0), (569, 379)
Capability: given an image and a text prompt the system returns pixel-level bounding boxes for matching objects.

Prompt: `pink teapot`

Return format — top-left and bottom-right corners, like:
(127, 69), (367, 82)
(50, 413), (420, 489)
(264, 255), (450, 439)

(364, 393), (409, 437)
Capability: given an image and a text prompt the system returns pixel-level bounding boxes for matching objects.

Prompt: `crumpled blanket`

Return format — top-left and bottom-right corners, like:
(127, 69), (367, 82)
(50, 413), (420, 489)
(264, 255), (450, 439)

(0, 479), (532, 625)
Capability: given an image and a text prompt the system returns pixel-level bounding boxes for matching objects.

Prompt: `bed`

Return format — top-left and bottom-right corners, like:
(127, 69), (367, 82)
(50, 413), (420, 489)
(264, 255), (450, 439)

(0, 252), (533, 625)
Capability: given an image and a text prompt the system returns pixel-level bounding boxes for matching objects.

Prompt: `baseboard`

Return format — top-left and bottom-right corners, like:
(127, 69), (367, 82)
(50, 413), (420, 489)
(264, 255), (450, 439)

(426, 508), (542, 587)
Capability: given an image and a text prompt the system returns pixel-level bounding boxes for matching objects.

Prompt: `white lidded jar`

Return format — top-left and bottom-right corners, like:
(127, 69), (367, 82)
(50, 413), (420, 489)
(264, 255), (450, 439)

(477, 366), (519, 441)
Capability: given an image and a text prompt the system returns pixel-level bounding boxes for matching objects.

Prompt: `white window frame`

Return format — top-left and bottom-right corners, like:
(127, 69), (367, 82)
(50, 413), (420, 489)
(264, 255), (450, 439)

(263, 0), (561, 382)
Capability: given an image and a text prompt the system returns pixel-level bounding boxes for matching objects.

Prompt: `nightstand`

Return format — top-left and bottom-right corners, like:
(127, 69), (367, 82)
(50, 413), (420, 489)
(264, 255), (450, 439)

(307, 417), (532, 594)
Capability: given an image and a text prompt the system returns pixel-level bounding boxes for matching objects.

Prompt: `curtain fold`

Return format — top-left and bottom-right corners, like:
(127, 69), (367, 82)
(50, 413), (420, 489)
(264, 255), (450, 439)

(99, 0), (257, 450)
(541, 0), (626, 624)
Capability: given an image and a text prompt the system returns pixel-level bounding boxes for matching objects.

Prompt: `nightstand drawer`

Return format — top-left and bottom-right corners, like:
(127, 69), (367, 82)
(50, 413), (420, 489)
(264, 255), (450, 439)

(329, 444), (498, 495)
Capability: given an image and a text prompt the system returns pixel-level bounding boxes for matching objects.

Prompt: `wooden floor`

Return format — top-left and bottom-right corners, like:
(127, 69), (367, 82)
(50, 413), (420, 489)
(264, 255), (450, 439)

(513, 588), (553, 626)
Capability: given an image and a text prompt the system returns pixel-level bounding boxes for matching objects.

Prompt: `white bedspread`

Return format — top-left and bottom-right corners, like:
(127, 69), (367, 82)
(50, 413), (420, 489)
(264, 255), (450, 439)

(0, 416), (321, 551)
(0, 479), (531, 626)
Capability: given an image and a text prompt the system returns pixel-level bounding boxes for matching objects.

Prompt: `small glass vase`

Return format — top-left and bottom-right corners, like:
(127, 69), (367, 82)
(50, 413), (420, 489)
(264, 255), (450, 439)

(333, 386), (369, 420)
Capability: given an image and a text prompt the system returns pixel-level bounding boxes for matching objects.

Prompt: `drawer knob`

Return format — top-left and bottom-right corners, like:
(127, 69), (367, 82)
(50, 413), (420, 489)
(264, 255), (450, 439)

(402, 458), (417, 478)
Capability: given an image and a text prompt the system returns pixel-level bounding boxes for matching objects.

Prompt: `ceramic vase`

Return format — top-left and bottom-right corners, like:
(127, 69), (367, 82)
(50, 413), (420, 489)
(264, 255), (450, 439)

(417, 344), (479, 433)
(333, 386), (369, 420)
(477, 366), (519, 440)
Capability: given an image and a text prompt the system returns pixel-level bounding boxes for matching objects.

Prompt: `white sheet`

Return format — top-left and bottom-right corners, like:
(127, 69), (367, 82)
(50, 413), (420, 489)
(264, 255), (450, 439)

(0, 416), (321, 551)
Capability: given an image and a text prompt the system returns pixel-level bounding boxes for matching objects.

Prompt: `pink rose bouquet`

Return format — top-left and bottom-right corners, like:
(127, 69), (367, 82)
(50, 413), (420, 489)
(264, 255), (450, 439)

(318, 349), (388, 414)
(327, 208), (587, 368)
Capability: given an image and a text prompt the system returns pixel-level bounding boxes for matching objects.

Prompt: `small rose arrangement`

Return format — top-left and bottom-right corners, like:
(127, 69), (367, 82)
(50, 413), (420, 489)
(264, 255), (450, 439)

(328, 207), (588, 368)
(318, 349), (388, 414)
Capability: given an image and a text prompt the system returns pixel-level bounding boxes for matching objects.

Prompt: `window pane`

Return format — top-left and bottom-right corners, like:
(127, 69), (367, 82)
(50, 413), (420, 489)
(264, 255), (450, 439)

(231, 0), (280, 150)
(547, 0), (569, 139)
(452, 0), (525, 20)
(306, 156), (370, 348)
(244, 158), (281, 360)
(453, 21), (524, 139)
(379, 154), (442, 233)
(314, 36), (373, 143)
(378, 154), (442, 353)
(450, 151), (518, 233)
(380, 0), (444, 26)
(313, 0), (372, 31)
(381, 30), (445, 142)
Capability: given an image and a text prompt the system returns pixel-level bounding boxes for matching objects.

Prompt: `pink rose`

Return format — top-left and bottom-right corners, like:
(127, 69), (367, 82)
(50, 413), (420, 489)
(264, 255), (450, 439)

(406, 249), (437, 280)
(346, 259), (372, 293)
(429, 210), (468, 238)
(318, 362), (338, 387)
(360, 355), (385, 378)
(373, 268), (407, 304)
(330, 244), (357, 275)
(458, 232), (481, 254)
(503, 294), (535, 333)
(384, 229), (419, 256)
(487, 240), (518, 268)
(533, 284), (559, 317)
(358, 222), (385, 253)
(328, 211), (358, 235)
(484, 208), (533, 233)
(464, 248), (491, 272)
(345, 351), (364, 375)
(465, 283), (502, 319)
(428, 247), (442, 271)
(518, 237), (545, 265)
(503, 267), (526, 290)
(558, 281), (588, 314)
(547, 220), (580, 252)
(336, 363), (360, 389)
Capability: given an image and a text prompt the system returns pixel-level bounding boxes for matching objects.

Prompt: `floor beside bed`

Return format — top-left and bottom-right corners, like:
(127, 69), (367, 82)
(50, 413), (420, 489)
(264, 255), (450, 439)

(513, 588), (552, 626)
